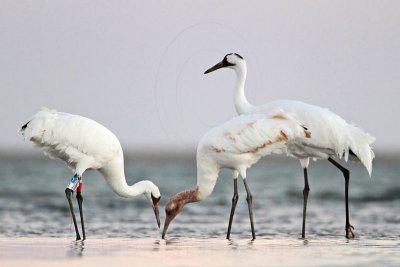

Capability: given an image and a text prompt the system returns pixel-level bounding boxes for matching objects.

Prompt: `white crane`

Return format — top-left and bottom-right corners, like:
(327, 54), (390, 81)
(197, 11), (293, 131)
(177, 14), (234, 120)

(19, 107), (161, 240)
(204, 53), (375, 239)
(162, 112), (311, 240)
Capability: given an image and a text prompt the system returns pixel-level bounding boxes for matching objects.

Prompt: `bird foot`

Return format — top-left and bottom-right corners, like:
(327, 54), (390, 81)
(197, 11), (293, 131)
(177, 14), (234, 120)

(346, 225), (355, 239)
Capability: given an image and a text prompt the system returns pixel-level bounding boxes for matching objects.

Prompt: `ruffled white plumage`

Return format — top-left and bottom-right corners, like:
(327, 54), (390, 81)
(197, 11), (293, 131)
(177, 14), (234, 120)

(195, 113), (310, 200)
(252, 100), (375, 175)
(19, 107), (161, 201)
(20, 107), (122, 176)
(199, 113), (307, 156)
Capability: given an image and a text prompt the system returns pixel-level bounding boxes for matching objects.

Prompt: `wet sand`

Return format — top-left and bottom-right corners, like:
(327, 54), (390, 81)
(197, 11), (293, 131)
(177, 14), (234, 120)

(1, 237), (398, 267)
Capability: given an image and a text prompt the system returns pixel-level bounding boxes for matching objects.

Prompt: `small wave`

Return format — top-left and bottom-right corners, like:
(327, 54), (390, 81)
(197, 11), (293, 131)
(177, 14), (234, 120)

(353, 188), (400, 202)
(285, 187), (400, 203)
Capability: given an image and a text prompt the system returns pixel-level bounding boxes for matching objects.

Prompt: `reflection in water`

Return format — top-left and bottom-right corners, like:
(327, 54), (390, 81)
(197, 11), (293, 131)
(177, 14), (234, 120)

(227, 239), (237, 245)
(165, 237), (183, 246)
(1, 238), (399, 267)
(152, 239), (161, 251)
(67, 240), (85, 258)
(228, 239), (239, 250)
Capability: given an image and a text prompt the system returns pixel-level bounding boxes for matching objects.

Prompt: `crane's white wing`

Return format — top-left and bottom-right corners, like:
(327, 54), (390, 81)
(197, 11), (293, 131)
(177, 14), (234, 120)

(200, 113), (310, 157)
(252, 100), (375, 175)
(20, 107), (122, 172)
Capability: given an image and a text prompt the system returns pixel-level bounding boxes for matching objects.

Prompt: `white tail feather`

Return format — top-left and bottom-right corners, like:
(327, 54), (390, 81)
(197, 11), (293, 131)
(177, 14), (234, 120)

(346, 125), (375, 176)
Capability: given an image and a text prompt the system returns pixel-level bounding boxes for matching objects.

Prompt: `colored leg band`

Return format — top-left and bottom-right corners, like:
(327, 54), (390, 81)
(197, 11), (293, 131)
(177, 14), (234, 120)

(67, 175), (79, 191)
(76, 181), (83, 193)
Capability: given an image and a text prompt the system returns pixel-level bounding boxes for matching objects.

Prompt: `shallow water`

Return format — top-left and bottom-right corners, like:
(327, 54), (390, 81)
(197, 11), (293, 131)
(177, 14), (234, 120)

(0, 237), (399, 267)
(0, 155), (399, 266)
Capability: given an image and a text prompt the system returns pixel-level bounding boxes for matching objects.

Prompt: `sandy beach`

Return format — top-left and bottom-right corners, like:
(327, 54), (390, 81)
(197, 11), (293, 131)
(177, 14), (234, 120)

(1, 237), (399, 267)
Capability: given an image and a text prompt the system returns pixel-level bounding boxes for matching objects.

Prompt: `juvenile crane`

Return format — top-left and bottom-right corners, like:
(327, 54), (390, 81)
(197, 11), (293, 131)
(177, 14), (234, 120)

(19, 107), (161, 240)
(162, 112), (311, 240)
(204, 53), (375, 238)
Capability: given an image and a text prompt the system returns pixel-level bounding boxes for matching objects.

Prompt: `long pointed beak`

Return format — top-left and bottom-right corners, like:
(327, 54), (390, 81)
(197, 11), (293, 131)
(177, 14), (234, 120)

(204, 61), (224, 74)
(153, 205), (160, 228)
(162, 217), (171, 239)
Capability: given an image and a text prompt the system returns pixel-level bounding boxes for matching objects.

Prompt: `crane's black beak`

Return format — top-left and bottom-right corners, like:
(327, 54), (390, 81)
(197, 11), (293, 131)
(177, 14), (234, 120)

(204, 61), (225, 74)
(162, 216), (171, 239)
(151, 194), (161, 228)
(153, 204), (160, 228)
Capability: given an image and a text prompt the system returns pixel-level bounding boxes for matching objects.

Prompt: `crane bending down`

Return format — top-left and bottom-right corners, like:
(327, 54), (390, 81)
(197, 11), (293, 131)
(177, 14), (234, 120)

(204, 53), (375, 239)
(162, 112), (311, 240)
(19, 107), (161, 240)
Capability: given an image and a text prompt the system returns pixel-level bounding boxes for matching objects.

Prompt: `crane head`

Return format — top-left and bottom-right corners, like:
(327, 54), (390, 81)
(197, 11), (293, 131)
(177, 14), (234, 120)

(204, 53), (244, 74)
(162, 187), (199, 239)
(162, 199), (184, 239)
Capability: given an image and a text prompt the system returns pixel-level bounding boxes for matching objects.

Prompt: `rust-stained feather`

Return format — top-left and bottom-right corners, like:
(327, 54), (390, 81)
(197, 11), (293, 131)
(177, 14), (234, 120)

(223, 131), (237, 142)
(222, 122), (256, 143)
(278, 130), (288, 141)
(270, 114), (287, 120)
(241, 130), (290, 154)
(243, 140), (273, 154)
(212, 146), (226, 153)
(246, 122), (255, 128)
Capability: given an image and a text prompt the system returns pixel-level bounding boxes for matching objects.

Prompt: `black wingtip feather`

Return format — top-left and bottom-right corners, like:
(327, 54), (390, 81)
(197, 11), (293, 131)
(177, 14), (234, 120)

(20, 121), (30, 131)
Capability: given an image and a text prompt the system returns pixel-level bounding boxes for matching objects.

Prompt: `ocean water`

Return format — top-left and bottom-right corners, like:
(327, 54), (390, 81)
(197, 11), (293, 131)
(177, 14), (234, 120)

(0, 155), (399, 240)
(0, 155), (399, 266)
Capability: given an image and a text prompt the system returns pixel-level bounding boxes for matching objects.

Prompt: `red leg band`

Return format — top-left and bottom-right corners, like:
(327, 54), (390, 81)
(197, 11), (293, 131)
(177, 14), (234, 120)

(77, 181), (83, 193)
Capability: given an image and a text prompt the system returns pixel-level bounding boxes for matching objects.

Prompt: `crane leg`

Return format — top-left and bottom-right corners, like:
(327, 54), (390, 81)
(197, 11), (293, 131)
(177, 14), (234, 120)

(226, 179), (239, 240)
(302, 168), (310, 239)
(243, 179), (256, 240)
(76, 177), (86, 240)
(65, 188), (81, 240)
(328, 158), (355, 238)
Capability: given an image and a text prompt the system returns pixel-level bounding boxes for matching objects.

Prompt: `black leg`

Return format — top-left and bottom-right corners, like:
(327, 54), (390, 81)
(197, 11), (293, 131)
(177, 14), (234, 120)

(65, 188), (81, 240)
(76, 191), (85, 240)
(302, 168), (310, 239)
(328, 158), (354, 238)
(226, 179), (239, 240)
(243, 179), (256, 240)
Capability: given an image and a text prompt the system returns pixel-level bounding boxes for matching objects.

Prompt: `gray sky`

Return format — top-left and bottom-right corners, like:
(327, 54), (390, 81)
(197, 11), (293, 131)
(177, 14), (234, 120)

(1, 1), (399, 155)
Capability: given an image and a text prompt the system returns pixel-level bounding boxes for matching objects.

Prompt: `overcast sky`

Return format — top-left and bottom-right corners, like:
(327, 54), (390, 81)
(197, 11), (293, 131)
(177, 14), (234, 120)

(1, 1), (399, 155)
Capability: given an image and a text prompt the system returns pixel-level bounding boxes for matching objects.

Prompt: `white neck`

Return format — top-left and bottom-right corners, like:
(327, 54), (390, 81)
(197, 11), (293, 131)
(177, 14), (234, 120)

(233, 62), (253, 115)
(108, 178), (153, 198)
(195, 157), (219, 201)
(99, 161), (156, 198)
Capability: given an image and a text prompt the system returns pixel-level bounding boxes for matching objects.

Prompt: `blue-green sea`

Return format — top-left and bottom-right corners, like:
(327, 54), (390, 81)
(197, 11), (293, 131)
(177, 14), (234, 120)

(0, 153), (399, 266)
